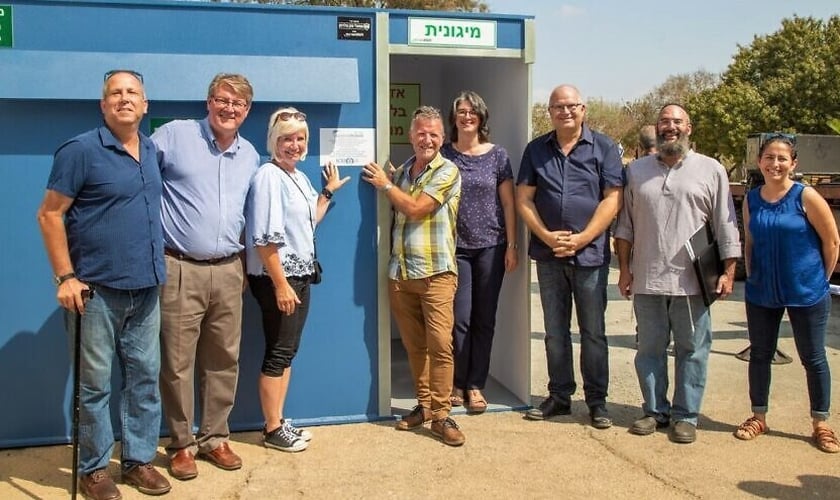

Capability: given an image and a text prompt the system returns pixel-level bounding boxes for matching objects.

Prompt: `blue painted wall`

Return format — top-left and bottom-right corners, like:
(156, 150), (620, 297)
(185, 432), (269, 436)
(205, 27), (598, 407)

(0, 0), (529, 448)
(0, 0), (383, 448)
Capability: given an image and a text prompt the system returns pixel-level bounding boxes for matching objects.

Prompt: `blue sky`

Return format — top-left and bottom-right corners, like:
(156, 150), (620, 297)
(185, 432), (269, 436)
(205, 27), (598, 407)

(484, 0), (838, 104)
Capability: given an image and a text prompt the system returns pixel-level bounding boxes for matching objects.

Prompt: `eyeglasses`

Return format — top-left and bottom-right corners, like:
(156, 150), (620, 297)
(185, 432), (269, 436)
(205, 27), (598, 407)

(212, 97), (249, 110)
(456, 109), (478, 117)
(657, 118), (688, 127)
(104, 69), (144, 83)
(548, 103), (583, 113)
(276, 111), (306, 122)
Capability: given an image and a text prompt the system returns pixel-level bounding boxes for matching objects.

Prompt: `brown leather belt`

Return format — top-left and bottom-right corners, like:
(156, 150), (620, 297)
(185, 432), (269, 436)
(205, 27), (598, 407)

(164, 248), (237, 265)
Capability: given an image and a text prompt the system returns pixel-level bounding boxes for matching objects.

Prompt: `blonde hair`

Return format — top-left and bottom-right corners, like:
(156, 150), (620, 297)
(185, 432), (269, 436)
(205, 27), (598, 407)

(207, 73), (253, 103)
(267, 107), (309, 160)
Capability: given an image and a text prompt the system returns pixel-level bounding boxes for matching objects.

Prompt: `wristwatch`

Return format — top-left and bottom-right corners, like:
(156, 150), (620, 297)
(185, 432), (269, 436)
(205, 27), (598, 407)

(54, 272), (76, 286)
(382, 183), (393, 192)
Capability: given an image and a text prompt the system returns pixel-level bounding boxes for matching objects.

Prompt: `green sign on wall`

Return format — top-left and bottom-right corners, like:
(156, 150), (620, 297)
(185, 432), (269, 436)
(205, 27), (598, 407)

(0, 5), (12, 48)
(390, 83), (420, 145)
(150, 117), (176, 134)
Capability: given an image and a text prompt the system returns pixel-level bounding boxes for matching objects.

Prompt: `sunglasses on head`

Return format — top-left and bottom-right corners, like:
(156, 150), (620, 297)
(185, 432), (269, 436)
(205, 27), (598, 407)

(104, 69), (144, 83)
(274, 111), (307, 125)
(764, 132), (796, 147)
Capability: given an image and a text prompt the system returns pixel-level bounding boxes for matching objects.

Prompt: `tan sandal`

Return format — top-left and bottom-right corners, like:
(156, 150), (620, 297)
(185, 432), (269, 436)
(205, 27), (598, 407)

(450, 388), (464, 407)
(734, 416), (767, 441)
(466, 389), (487, 414)
(813, 426), (840, 453)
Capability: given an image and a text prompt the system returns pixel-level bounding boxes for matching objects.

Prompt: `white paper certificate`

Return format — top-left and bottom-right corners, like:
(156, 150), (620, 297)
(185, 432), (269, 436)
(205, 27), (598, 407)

(319, 128), (375, 167)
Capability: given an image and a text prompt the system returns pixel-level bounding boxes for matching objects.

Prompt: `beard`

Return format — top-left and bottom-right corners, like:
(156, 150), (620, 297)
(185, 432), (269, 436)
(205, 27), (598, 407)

(657, 133), (690, 158)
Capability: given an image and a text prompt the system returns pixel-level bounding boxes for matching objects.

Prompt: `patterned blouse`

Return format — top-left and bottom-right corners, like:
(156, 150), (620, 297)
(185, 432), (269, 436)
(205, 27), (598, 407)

(245, 162), (317, 278)
(440, 142), (513, 249)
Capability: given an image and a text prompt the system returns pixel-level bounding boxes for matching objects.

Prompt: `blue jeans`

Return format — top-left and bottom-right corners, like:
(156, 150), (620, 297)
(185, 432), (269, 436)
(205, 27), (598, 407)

(536, 261), (609, 408)
(453, 244), (506, 390)
(746, 294), (831, 420)
(65, 285), (162, 474)
(633, 294), (711, 425)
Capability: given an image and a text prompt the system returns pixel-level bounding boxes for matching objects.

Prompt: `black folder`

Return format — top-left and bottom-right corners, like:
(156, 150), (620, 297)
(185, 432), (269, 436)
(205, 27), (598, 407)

(686, 221), (723, 307)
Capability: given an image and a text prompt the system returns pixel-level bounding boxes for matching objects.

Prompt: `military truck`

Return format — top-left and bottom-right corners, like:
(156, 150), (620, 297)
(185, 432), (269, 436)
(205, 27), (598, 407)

(730, 133), (840, 279)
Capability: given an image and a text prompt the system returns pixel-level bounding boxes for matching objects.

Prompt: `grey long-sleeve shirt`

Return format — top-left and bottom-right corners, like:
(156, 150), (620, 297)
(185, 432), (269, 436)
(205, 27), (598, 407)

(614, 151), (741, 296)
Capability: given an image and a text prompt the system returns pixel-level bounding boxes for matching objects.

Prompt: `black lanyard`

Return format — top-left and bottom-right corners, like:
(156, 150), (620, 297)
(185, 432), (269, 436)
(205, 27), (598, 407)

(273, 160), (318, 257)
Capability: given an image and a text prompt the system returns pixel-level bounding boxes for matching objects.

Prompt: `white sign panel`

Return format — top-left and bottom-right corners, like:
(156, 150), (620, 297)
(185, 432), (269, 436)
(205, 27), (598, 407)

(408, 17), (496, 48)
(319, 128), (375, 167)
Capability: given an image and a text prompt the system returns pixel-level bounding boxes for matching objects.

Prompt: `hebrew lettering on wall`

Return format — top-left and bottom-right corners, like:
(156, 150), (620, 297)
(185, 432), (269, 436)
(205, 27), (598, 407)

(390, 83), (420, 145)
(408, 17), (496, 49)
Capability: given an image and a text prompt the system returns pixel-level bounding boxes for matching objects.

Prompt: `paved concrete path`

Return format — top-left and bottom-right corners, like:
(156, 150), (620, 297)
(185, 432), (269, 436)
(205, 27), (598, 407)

(2, 266), (839, 499)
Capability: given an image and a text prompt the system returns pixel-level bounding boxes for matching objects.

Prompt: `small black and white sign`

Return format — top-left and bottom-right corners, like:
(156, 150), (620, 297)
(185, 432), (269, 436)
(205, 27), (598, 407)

(337, 16), (371, 41)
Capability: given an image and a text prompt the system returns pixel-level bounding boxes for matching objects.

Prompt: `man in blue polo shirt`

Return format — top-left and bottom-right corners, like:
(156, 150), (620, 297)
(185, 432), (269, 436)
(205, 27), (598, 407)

(152, 74), (259, 481)
(516, 84), (624, 429)
(37, 70), (170, 500)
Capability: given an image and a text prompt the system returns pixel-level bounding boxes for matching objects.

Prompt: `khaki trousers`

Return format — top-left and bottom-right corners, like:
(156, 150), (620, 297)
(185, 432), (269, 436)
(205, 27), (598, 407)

(388, 272), (457, 420)
(159, 255), (243, 453)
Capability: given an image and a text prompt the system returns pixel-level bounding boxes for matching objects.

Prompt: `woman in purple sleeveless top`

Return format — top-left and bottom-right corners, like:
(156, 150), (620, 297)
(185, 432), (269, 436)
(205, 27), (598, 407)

(441, 91), (518, 413)
(734, 134), (840, 453)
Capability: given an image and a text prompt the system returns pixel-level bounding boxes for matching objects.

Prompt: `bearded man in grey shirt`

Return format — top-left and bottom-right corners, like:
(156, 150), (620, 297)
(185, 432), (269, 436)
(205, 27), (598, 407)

(614, 103), (740, 445)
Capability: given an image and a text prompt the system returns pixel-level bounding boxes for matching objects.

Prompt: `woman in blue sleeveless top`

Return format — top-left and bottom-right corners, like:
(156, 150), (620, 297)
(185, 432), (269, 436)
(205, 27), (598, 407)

(734, 134), (840, 453)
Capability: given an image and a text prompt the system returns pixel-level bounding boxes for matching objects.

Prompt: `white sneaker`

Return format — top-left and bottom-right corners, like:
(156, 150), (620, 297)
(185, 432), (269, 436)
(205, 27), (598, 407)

(282, 419), (313, 442)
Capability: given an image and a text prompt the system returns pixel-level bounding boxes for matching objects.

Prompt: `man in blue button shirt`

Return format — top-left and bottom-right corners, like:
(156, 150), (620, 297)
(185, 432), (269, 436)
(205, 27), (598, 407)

(516, 84), (624, 429)
(37, 69), (171, 500)
(152, 74), (259, 480)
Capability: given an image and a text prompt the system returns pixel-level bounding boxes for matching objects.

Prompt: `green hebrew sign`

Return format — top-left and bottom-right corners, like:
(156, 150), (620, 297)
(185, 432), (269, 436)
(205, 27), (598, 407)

(0, 5), (12, 48)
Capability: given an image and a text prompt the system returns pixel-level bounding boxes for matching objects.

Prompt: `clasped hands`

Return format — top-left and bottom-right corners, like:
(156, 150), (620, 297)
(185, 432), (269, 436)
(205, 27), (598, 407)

(548, 230), (584, 258)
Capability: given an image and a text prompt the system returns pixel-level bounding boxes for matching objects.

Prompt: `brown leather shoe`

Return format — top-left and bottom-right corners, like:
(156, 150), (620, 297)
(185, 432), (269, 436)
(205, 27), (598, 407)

(79, 469), (122, 500)
(431, 417), (466, 446)
(198, 442), (242, 470)
(122, 463), (171, 495)
(168, 449), (198, 480)
(395, 405), (432, 431)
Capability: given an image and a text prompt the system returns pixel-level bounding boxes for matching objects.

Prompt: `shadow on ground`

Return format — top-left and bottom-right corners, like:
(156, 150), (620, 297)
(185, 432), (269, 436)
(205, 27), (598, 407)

(739, 475), (840, 499)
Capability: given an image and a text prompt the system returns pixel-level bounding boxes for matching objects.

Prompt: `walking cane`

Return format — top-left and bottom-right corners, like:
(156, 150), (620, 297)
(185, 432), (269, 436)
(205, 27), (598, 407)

(71, 288), (93, 500)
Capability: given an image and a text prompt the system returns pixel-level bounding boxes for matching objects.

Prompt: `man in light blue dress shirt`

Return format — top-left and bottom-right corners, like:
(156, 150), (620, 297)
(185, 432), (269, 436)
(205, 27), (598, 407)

(151, 73), (259, 481)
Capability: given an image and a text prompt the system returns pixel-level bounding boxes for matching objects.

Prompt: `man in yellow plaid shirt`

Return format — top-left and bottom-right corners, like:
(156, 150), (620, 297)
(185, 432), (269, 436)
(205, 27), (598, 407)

(363, 106), (463, 446)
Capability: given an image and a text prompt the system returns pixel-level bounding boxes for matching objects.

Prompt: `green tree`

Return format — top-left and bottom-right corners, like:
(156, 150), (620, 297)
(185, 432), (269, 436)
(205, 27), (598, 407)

(213, 0), (488, 11)
(687, 15), (840, 165)
(531, 103), (551, 139)
(627, 70), (719, 126)
(688, 81), (770, 165)
(585, 98), (636, 149)
(622, 70), (719, 155)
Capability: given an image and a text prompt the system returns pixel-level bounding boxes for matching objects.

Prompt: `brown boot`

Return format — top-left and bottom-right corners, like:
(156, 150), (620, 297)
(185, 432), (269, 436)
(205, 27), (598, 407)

(79, 469), (122, 500)
(431, 417), (466, 446)
(395, 405), (431, 430)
